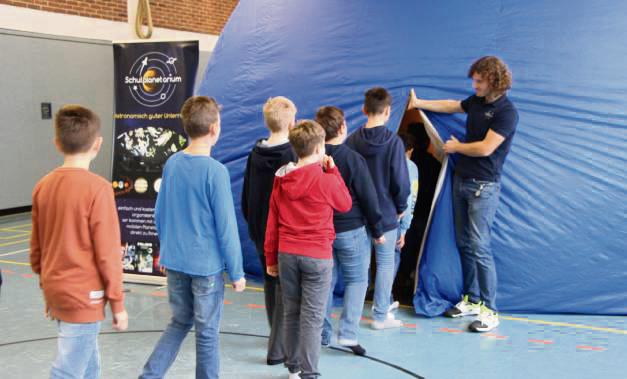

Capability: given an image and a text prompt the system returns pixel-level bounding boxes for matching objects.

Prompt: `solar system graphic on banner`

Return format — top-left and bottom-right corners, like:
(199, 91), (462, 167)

(112, 41), (198, 277)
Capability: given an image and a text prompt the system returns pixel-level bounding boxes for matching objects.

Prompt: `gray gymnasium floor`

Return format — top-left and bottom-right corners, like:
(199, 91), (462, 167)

(1, 213), (625, 379)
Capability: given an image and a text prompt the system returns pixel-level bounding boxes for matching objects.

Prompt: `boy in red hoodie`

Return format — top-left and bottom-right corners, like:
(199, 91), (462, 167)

(265, 120), (351, 379)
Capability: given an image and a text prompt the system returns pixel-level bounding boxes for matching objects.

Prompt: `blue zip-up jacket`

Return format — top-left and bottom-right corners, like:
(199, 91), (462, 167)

(155, 152), (244, 281)
(346, 125), (410, 232)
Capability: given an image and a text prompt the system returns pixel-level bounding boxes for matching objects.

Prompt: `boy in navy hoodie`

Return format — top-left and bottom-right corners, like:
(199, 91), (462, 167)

(316, 106), (384, 355)
(242, 96), (297, 365)
(265, 120), (351, 379)
(346, 87), (410, 329)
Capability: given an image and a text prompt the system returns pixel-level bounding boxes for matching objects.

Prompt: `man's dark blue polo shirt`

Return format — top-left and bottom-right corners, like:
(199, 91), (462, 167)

(456, 94), (519, 182)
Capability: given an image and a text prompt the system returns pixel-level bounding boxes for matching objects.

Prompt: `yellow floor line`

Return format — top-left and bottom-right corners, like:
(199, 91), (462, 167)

(0, 259), (30, 266)
(0, 228), (31, 234)
(0, 248), (29, 257)
(0, 222), (32, 231)
(0, 233), (30, 240)
(501, 315), (627, 335)
(0, 238), (30, 248)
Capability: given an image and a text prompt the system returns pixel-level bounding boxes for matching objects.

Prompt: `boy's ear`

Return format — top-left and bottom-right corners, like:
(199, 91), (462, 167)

(362, 105), (368, 116)
(288, 120), (296, 130)
(53, 137), (63, 153)
(384, 105), (391, 118)
(91, 136), (103, 153)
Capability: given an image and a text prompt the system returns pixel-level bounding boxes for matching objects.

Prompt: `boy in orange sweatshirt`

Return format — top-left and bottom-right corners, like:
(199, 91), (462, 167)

(30, 105), (128, 378)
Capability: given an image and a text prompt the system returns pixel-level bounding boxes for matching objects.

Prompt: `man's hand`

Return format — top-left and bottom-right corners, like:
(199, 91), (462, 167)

(397, 233), (406, 249)
(232, 277), (246, 292)
(374, 235), (386, 245)
(267, 265), (279, 277)
(443, 136), (461, 154)
(322, 155), (336, 170)
(408, 88), (421, 110)
(112, 310), (129, 331)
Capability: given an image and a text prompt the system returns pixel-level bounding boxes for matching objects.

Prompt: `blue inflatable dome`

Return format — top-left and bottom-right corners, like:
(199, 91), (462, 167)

(197, 0), (627, 315)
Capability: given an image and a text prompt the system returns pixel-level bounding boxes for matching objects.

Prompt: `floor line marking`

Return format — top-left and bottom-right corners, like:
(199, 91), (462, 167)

(0, 259), (31, 266)
(0, 222), (32, 230)
(0, 233), (30, 240)
(501, 315), (627, 335)
(0, 238), (30, 248)
(0, 248), (29, 257)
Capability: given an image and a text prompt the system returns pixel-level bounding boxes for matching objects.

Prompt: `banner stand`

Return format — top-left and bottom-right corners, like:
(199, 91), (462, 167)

(112, 41), (199, 285)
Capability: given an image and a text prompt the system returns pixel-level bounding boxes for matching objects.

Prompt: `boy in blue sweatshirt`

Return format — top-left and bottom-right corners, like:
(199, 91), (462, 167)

(316, 106), (384, 354)
(346, 87), (410, 329)
(140, 96), (246, 379)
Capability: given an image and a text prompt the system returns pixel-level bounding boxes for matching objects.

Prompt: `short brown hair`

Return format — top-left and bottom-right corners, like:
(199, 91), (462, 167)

(181, 96), (220, 139)
(364, 87), (392, 115)
(288, 120), (326, 158)
(263, 96), (297, 132)
(315, 106), (344, 141)
(54, 105), (101, 154)
(468, 56), (512, 95)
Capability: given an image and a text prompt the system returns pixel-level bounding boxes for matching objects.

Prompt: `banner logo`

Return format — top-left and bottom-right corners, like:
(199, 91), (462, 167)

(125, 52), (182, 107)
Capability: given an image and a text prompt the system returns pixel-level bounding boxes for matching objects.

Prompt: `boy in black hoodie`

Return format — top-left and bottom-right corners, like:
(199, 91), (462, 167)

(316, 106), (384, 354)
(242, 96), (297, 365)
(346, 87), (410, 329)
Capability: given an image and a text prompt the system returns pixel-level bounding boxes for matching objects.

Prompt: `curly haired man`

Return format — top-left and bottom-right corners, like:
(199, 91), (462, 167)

(408, 56), (519, 332)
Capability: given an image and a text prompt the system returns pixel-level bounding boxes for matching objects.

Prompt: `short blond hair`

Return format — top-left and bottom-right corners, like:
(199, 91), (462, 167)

(289, 120), (325, 158)
(263, 96), (297, 132)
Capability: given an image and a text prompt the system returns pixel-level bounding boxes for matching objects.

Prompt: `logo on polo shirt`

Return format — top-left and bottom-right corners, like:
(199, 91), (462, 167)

(484, 110), (495, 119)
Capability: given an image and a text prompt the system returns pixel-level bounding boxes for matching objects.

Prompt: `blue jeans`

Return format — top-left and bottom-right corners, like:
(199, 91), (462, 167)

(372, 229), (400, 322)
(51, 321), (101, 379)
(453, 175), (501, 311)
(140, 270), (224, 379)
(322, 226), (371, 345)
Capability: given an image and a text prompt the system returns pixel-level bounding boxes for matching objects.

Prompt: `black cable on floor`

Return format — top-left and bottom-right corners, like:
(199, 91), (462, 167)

(0, 329), (424, 379)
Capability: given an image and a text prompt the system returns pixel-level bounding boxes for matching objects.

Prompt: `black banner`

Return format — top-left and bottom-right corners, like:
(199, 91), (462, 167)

(112, 41), (199, 277)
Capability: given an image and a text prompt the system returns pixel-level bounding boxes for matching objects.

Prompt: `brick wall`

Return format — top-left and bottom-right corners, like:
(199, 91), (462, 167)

(0, 0), (240, 35)
(0, 0), (128, 22)
(149, 0), (239, 35)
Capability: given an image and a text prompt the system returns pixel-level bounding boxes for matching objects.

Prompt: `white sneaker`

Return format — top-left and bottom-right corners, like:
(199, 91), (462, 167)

(443, 295), (481, 318)
(388, 301), (400, 312)
(288, 371), (301, 379)
(469, 305), (499, 333)
(371, 314), (403, 329)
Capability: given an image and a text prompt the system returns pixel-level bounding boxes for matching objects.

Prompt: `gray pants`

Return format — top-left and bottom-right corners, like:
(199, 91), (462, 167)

(279, 253), (333, 379)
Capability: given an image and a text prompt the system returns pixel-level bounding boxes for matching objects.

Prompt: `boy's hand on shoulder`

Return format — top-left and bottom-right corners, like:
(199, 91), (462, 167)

(322, 155), (335, 171)
(267, 265), (279, 277)
(373, 235), (386, 245)
(112, 310), (129, 331)
(232, 277), (246, 292)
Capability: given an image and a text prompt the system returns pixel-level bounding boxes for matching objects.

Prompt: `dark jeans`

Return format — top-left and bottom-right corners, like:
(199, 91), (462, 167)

(279, 253), (333, 379)
(256, 241), (285, 361)
(453, 175), (501, 310)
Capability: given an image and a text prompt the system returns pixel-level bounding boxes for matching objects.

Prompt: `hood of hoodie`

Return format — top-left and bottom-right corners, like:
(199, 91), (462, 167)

(350, 126), (396, 157)
(274, 162), (321, 200)
(251, 138), (293, 172)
